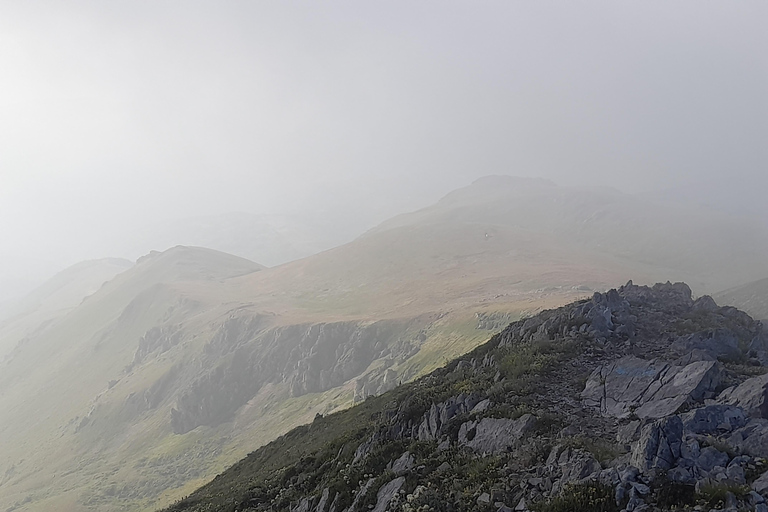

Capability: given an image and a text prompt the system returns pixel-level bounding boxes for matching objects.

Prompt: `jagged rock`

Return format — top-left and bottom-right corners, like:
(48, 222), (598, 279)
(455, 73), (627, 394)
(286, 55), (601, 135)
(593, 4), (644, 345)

(620, 466), (640, 484)
(477, 492), (491, 505)
(727, 419), (768, 458)
(292, 496), (316, 512)
(680, 405), (748, 434)
(328, 492), (340, 512)
(459, 415), (536, 454)
(472, 399), (492, 414)
(371, 477), (405, 512)
(621, 281), (693, 310)
(726, 463), (746, 484)
(671, 329), (743, 361)
(692, 295), (719, 313)
(680, 437), (701, 460)
(550, 449), (602, 495)
(753, 471), (768, 496)
(353, 437), (375, 464)
(582, 356), (721, 419)
(545, 444), (563, 466)
(667, 465), (694, 483)
(696, 446), (730, 472)
(718, 373), (768, 419)
(418, 393), (482, 441)
(598, 468), (620, 487)
(617, 420), (642, 444)
(344, 478), (375, 512)
(388, 451), (414, 475)
(673, 350), (717, 366)
(314, 488), (331, 512)
(631, 416), (683, 472)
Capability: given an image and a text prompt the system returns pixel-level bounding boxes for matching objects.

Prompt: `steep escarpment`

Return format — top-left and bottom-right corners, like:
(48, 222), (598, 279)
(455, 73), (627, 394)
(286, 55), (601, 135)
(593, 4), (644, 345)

(163, 282), (768, 512)
(170, 317), (423, 434)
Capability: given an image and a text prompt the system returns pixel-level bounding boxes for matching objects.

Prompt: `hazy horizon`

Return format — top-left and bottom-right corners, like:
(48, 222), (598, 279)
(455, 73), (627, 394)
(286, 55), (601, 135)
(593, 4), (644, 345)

(1, 1), (767, 293)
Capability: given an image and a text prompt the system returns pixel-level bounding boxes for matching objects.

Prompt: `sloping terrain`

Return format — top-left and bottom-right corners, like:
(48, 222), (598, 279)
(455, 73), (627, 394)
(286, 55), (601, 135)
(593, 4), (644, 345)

(162, 282), (768, 512)
(117, 213), (348, 268)
(716, 278), (768, 321)
(2, 177), (768, 512)
(0, 258), (133, 359)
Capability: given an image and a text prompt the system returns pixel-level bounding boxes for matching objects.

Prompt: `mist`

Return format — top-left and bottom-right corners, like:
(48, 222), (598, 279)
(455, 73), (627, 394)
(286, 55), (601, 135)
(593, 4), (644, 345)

(1, 1), (766, 291)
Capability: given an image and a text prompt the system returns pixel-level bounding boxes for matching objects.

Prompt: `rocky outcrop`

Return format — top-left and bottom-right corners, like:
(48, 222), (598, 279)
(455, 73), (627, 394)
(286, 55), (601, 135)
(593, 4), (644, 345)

(172, 316), (422, 434)
(680, 404), (748, 434)
(458, 415), (537, 454)
(718, 373), (768, 419)
(165, 282), (768, 512)
(371, 477), (405, 512)
(416, 393), (483, 441)
(582, 356), (721, 419)
(671, 328), (743, 362)
(631, 416), (683, 472)
(727, 419), (768, 458)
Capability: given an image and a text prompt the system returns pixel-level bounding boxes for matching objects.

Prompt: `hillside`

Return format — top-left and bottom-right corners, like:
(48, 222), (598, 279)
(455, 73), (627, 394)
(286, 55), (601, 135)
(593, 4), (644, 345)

(117, 213), (349, 268)
(0, 258), (133, 360)
(2, 177), (768, 512)
(161, 282), (768, 512)
(716, 278), (768, 321)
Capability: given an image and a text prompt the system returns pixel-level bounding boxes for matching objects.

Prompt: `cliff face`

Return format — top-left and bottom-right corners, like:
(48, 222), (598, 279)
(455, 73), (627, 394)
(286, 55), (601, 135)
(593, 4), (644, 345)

(170, 317), (422, 434)
(163, 282), (768, 512)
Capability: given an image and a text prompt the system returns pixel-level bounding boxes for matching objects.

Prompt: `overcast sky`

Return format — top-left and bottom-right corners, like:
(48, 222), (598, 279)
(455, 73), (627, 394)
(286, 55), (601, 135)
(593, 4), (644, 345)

(1, 1), (767, 284)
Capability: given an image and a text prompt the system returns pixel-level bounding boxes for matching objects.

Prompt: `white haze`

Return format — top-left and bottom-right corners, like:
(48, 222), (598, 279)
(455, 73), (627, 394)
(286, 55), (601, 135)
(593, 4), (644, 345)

(0, 1), (766, 294)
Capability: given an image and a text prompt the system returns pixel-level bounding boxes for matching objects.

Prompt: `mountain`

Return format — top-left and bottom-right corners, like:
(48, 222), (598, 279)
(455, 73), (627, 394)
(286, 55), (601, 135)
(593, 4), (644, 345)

(115, 212), (365, 268)
(716, 277), (768, 321)
(2, 176), (768, 512)
(0, 248), (263, 512)
(0, 258), (133, 360)
(161, 282), (768, 512)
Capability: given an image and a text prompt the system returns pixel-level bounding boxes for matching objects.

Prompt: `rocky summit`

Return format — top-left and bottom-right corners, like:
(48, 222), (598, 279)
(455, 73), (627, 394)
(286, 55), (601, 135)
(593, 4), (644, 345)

(164, 282), (768, 512)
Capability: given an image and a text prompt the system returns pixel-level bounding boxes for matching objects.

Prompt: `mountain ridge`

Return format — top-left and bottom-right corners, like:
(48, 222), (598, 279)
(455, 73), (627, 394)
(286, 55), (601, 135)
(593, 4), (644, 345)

(160, 281), (768, 512)
(2, 177), (768, 511)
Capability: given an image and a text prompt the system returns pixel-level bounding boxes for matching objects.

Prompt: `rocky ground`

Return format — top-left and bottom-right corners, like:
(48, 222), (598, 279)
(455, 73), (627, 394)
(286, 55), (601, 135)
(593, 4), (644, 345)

(163, 282), (768, 512)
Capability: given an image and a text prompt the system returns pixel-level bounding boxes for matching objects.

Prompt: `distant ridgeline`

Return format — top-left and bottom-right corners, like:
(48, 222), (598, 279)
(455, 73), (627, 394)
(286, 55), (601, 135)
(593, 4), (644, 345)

(163, 281), (768, 512)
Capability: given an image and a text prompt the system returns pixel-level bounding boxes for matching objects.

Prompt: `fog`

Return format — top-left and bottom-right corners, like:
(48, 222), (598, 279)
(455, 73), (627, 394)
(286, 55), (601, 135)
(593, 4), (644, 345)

(1, 1), (766, 293)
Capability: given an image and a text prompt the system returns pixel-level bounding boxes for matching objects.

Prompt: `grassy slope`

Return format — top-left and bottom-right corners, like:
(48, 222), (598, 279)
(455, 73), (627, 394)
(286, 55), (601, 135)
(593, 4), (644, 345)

(0, 258), (133, 360)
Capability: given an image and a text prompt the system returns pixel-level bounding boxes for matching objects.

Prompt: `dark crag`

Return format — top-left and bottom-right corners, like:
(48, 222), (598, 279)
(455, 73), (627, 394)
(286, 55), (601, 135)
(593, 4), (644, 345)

(164, 282), (768, 512)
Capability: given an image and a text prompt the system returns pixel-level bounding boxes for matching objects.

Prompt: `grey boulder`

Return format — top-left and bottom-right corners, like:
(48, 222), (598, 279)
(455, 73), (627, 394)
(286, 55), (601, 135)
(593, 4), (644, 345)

(718, 373), (768, 419)
(680, 405), (748, 434)
(631, 416), (683, 472)
(727, 419), (768, 458)
(459, 415), (536, 454)
(582, 356), (720, 419)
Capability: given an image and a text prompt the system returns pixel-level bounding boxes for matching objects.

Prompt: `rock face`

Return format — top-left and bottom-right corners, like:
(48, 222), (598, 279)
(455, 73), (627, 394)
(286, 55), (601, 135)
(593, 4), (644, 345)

(680, 404), (748, 434)
(171, 317), (422, 434)
(671, 328), (743, 362)
(582, 356), (721, 419)
(458, 415), (537, 454)
(631, 416), (683, 472)
(727, 419), (768, 458)
(371, 477), (405, 512)
(718, 373), (768, 419)
(416, 393), (483, 441)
